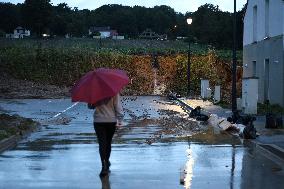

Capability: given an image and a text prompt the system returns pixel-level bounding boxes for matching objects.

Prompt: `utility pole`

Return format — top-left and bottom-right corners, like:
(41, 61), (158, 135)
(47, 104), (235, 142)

(232, 0), (237, 113)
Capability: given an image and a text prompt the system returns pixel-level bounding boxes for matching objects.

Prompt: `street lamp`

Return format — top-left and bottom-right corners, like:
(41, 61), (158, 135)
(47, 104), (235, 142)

(187, 18), (192, 25)
(187, 17), (192, 97)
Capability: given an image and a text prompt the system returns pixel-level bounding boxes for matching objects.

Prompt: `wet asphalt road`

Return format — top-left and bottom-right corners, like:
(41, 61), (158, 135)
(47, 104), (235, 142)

(0, 96), (284, 189)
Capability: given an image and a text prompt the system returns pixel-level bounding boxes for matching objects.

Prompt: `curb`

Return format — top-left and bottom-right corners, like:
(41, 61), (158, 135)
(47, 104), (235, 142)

(250, 140), (284, 164)
(0, 125), (39, 154)
(0, 135), (21, 153)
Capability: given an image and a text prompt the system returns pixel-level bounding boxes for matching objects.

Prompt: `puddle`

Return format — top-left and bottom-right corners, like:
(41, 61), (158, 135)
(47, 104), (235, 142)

(0, 105), (10, 113)
(28, 165), (46, 171)
(6, 100), (27, 105)
(0, 97), (284, 189)
(23, 154), (50, 160)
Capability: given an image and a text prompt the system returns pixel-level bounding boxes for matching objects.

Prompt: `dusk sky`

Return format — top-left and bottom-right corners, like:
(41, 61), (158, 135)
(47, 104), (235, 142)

(2, 0), (247, 13)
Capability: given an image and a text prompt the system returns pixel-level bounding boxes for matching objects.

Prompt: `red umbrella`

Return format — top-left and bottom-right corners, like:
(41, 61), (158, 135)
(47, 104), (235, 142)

(71, 68), (129, 104)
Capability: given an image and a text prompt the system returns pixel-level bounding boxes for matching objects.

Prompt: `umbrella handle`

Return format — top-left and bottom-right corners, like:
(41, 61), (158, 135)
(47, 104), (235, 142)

(88, 103), (96, 109)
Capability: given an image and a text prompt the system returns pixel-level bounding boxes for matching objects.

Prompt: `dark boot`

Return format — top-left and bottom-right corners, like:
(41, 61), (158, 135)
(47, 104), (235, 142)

(100, 160), (110, 177)
(107, 160), (111, 168)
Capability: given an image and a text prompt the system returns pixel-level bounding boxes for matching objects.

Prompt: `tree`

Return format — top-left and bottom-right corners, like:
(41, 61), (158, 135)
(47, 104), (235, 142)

(1, 1), (245, 48)
(152, 6), (176, 35)
(22, 0), (52, 36)
(0, 3), (22, 33)
(236, 4), (247, 49)
(190, 4), (222, 45)
(50, 3), (71, 36)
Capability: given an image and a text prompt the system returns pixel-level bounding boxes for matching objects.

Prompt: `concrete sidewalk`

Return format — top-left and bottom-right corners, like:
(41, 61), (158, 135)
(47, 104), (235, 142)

(182, 99), (284, 162)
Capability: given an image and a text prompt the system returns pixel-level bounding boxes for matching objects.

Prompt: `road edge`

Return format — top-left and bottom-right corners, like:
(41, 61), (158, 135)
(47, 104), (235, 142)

(0, 124), (40, 154)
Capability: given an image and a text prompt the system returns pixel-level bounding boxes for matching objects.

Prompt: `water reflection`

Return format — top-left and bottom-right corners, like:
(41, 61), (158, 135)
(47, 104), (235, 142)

(184, 147), (194, 189)
(230, 145), (236, 189)
(100, 176), (111, 189)
(182, 128), (244, 189)
(1, 98), (284, 189)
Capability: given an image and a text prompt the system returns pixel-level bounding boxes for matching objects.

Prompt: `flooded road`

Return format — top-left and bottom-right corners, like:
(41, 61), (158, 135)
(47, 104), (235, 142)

(0, 96), (283, 189)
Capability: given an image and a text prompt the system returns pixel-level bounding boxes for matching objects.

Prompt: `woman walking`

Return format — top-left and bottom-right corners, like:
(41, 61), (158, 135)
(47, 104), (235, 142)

(89, 93), (124, 177)
(71, 68), (129, 177)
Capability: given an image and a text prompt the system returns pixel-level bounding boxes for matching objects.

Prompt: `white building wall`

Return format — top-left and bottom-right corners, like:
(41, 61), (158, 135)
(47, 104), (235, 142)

(243, 0), (284, 106)
(112, 36), (124, 40)
(244, 0), (283, 46)
(268, 0), (283, 37)
(283, 1), (284, 48)
(100, 31), (111, 38)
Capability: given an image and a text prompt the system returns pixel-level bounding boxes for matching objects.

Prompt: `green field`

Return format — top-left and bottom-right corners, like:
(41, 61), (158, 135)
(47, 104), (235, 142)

(0, 38), (242, 59)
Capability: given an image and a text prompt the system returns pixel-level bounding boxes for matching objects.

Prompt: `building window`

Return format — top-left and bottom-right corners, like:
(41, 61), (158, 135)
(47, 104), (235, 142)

(265, 0), (270, 37)
(252, 61), (257, 77)
(264, 59), (270, 101)
(253, 5), (258, 42)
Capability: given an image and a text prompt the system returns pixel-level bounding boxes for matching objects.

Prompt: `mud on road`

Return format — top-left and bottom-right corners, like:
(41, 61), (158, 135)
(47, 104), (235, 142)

(0, 72), (70, 99)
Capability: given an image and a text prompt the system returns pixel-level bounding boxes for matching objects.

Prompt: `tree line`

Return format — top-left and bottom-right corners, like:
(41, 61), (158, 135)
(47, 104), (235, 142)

(0, 0), (246, 49)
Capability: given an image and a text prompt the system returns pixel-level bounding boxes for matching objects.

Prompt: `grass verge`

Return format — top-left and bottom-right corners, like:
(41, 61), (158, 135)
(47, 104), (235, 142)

(0, 113), (39, 141)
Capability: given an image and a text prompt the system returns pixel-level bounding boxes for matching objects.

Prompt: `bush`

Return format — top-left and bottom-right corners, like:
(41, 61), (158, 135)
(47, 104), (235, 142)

(0, 38), (242, 98)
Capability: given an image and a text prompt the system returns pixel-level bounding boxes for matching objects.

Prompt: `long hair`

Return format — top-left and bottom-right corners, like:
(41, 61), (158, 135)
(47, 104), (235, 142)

(94, 97), (112, 106)
(88, 97), (112, 109)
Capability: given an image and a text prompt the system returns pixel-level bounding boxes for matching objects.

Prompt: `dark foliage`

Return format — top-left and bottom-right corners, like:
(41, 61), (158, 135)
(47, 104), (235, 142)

(0, 2), (246, 49)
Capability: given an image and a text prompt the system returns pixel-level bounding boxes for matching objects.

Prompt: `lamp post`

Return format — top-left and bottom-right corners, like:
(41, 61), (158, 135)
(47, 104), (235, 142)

(232, 0), (237, 113)
(187, 17), (192, 97)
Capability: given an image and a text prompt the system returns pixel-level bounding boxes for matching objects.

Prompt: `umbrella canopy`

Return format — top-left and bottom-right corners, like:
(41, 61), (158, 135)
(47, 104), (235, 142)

(71, 68), (129, 104)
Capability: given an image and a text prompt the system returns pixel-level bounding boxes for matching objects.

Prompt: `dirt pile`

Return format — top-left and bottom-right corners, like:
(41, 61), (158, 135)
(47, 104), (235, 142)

(0, 72), (70, 99)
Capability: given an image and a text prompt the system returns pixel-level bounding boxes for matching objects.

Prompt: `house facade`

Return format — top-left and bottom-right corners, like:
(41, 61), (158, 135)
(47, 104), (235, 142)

(6, 26), (30, 38)
(243, 0), (284, 106)
(88, 26), (118, 38)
